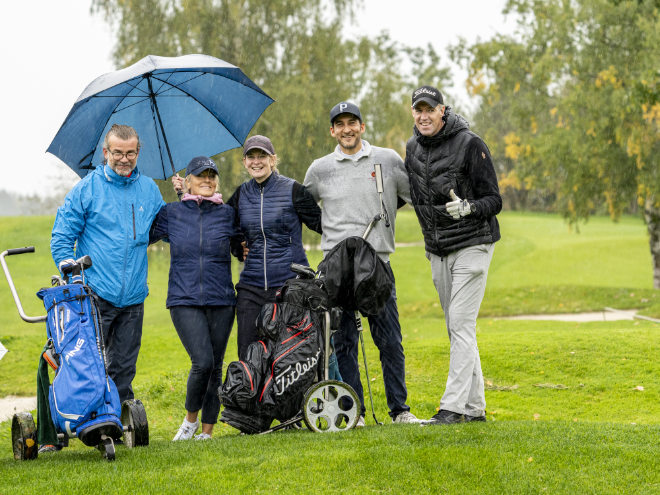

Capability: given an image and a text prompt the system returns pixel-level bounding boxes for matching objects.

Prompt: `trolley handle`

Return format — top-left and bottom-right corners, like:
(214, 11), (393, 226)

(6, 246), (35, 256)
(0, 246), (46, 323)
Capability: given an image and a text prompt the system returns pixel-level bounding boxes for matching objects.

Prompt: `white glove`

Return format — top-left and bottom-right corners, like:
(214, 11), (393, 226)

(58, 258), (76, 273)
(446, 189), (472, 220)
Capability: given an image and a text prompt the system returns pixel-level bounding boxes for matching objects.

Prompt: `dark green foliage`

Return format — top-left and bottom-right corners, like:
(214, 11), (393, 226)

(90, 0), (451, 194)
(453, 0), (660, 286)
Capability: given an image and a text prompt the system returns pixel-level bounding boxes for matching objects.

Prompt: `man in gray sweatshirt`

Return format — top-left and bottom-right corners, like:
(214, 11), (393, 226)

(304, 101), (419, 425)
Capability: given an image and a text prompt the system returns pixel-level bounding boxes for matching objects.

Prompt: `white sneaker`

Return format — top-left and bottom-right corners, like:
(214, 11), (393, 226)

(355, 416), (365, 428)
(194, 433), (211, 440)
(392, 411), (421, 424)
(173, 418), (199, 441)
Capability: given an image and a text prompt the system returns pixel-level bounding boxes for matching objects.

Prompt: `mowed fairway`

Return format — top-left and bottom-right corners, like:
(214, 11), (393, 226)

(0, 211), (658, 494)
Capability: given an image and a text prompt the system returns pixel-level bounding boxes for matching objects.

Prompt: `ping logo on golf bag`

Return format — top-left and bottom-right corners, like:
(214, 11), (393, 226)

(64, 338), (85, 364)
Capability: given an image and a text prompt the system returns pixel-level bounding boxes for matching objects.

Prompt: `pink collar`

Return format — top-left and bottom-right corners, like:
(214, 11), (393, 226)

(182, 192), (224, 205)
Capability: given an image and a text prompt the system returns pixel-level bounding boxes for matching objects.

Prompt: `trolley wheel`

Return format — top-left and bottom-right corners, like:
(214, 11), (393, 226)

(11, 412), (38, 460)
(99, 436), (115, 461)
(121, 399), (149, 448)
(58, 433), (69, 448)
(303, 380), (360, 433)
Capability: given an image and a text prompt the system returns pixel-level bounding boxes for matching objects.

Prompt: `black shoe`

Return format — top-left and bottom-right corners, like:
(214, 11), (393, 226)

(465, 414), (487, 422)
(422, 409), (464, 425)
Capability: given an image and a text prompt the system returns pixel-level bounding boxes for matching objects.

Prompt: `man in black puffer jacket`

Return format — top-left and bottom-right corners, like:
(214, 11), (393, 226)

(405, 85), (502, 426)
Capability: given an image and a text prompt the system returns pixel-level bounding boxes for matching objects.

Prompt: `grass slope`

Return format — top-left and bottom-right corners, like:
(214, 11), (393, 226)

(0, 211), (658, 493)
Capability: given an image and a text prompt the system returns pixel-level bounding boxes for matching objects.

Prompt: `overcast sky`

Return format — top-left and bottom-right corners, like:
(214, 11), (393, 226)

(0, 1), (515, 198)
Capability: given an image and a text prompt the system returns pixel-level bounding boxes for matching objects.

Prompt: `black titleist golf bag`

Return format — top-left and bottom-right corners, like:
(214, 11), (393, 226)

(220, 278), (327, 433)
(219, 237), (393, 434)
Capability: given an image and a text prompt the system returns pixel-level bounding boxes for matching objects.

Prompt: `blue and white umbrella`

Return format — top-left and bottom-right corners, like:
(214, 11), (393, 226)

(47, 54), (273, 179)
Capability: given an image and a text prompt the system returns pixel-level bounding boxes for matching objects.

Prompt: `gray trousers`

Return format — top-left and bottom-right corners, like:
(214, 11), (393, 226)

(428, 243), (494, 417)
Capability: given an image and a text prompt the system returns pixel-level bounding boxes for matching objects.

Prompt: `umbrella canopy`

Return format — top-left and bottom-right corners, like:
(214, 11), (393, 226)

(47, 54), (273, 179)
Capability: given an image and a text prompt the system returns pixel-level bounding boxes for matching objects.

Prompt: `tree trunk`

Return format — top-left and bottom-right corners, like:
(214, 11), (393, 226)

(644, 198), (660, 289)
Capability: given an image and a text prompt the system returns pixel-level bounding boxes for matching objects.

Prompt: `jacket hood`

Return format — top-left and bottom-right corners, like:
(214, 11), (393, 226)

(414, 107), (470, 147)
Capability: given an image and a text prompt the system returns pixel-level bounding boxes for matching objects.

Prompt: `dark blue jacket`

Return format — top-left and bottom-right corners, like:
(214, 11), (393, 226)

(150, 200), (237, 307)
(237, 173), (308, 289)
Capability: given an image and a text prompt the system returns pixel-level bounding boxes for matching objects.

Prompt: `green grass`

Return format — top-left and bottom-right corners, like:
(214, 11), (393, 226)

(392, 210), (660, 318)
(0, 422), (657, 494)
(0, 211), (658, 493)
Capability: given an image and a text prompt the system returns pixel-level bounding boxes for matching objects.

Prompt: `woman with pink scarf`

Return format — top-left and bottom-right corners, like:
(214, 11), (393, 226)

(149, 156), (239, 442)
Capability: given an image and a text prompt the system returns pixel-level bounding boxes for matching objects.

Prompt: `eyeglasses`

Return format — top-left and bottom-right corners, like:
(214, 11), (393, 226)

(109, 150), (138, 160)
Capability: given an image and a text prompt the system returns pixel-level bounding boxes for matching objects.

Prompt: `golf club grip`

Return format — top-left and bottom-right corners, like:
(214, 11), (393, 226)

(374, 163), (384, 193)
(77, 255), (93, 270)
(6, 246), (35, 256)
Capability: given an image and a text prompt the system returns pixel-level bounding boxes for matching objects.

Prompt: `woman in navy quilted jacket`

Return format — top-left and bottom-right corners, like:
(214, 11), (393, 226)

(150, 156), (238, 441)
(226, 136), (323, 360)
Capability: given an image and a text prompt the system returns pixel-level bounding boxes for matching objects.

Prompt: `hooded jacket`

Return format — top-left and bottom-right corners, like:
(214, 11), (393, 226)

(405, 108), (502, 257)
(149, 199), (238, 308)
(51, 165), (164, 307)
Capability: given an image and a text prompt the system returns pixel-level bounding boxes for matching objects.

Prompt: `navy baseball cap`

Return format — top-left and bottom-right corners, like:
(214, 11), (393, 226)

(412, 85), (444, 108)
(330, 101), (362, 124)
(186, 156), (218, 176)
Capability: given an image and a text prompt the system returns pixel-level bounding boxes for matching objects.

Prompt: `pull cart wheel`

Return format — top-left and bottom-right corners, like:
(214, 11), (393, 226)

(12, 412), (38, 460)
(303, 380), (360, 433)
(121, 399), (149, 447)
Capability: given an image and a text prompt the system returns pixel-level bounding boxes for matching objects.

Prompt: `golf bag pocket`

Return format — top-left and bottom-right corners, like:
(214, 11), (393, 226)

(221, 361), (260, 413)
(256, 303), (285, 341)
(221, 341), (271, 413)
(38, 284), (121, 435)
(49, 344), (108, 433)
(258, 302), (322, 420)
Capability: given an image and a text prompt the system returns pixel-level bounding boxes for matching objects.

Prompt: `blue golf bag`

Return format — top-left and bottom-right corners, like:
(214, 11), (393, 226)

(37, 283), (123, 446)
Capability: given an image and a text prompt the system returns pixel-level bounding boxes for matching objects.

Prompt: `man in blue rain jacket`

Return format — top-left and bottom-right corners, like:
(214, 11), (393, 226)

(51, 124), (164, 403)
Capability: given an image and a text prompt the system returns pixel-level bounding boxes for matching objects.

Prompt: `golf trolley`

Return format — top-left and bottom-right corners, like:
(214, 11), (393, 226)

(220, 259), (365, 434)
(284, 253), (391, 433)
(1, 247), (149, 461)
(269, 262), (364, 434)
(220, 164), (393, 434)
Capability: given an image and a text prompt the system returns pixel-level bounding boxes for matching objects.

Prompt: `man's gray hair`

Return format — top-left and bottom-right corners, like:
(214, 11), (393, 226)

(103, 124), (141, 150)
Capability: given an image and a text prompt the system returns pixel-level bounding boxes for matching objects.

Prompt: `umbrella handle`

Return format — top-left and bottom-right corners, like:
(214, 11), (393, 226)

(171, 173), (184, 200)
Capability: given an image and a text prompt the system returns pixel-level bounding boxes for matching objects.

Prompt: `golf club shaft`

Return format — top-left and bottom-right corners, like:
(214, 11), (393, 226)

(353, 163), (387, 426)
(362, 214), (381, 239)
(324, 311), (331, 381)
(355, 311), (382, 425)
